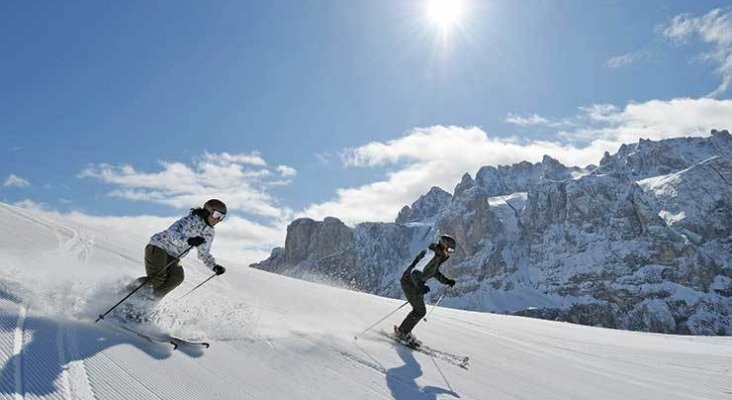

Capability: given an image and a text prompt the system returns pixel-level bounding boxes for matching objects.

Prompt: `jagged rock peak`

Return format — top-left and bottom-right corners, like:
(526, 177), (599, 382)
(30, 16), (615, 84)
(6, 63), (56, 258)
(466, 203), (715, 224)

(473, 157), (571, 198)
(396, 186), (453, 224)
(597, 131), (732, 178)
(540, 155), (571, 180)
(452, 173), (476, 198)
(283, 216), (353, 264)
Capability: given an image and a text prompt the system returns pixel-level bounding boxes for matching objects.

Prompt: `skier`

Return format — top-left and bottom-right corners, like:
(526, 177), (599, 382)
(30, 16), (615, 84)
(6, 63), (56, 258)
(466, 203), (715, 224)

(120, 199), (228, 320)
(395, 234), (457, 346)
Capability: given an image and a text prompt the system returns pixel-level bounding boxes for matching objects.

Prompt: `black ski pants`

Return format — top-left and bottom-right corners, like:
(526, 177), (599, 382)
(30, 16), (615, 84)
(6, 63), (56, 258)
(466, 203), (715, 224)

(397, 278), (426, 334)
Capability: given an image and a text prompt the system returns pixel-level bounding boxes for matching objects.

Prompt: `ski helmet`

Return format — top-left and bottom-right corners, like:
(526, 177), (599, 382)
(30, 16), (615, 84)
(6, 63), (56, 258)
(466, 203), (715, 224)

(203, 199), (227, 215)
(439, 234), (456, 250)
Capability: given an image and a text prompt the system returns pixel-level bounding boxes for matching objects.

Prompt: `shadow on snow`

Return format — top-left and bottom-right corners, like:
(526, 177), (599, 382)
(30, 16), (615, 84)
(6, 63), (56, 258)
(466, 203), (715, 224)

(0, 291), (201, 397)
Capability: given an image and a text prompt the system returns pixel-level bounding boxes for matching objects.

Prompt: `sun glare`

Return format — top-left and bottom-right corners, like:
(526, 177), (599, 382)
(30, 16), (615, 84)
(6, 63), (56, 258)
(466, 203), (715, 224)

(426, 0), (465, 29)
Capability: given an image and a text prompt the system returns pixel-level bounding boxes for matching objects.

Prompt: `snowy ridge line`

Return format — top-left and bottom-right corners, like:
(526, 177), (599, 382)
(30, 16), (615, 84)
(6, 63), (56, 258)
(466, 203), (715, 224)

(13, 304), (27, 400)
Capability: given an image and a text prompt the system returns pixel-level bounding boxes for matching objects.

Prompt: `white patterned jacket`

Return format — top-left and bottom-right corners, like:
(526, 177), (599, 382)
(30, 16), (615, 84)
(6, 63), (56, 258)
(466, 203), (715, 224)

(149, 211), (217, 270)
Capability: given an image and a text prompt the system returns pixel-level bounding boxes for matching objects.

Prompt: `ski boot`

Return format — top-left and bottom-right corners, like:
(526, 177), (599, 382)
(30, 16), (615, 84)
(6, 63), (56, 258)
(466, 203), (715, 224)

(393, 325), (422, 347)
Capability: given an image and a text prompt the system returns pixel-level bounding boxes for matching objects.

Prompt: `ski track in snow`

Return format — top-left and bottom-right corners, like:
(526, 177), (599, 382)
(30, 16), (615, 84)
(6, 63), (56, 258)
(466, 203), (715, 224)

(12, 304), (26, 400)
(57, 325), (95, 400)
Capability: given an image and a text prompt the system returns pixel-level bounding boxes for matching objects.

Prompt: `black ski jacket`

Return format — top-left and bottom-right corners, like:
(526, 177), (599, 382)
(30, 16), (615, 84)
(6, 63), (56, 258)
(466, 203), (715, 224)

(401, 243), (451, 287)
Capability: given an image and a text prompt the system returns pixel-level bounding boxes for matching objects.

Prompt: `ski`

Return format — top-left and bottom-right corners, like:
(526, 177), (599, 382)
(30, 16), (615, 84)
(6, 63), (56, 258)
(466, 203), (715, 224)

(382, 328), (469, 369)
(103, 320), (210, 350)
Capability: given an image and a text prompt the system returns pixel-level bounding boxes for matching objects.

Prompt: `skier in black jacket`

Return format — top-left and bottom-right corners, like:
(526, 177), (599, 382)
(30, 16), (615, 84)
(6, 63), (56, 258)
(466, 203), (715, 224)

(395, 234), (457, 345)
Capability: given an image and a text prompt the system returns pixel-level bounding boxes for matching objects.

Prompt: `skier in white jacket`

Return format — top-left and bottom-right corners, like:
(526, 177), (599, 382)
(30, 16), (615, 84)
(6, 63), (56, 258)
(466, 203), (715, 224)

(139, 199), (227, 300)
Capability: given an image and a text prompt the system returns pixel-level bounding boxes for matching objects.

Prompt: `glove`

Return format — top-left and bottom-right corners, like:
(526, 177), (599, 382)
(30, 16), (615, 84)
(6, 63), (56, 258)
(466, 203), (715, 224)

(419, 284), (431, 295)
(187, 236), (205, 247)
(213, 265), (226, 275)
(446, 278), (456, 288)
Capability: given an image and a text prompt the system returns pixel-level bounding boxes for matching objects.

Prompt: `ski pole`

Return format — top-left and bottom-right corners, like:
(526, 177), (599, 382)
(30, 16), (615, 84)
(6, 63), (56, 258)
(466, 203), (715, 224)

(354, 300), (409, 340)
(95, 246), (193, 322)
(423, 289), (447, 322)
(176, 272), (218, 301)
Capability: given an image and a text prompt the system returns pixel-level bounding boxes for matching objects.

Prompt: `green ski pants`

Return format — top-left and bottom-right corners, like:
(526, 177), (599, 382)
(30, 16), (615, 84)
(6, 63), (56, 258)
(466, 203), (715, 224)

(142, 244), (184, 299)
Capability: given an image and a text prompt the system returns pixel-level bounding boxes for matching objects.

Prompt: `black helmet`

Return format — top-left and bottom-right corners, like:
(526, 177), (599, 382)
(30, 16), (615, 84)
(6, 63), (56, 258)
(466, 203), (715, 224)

(439, 234), (456, 250)
(203, 199), (227, 215)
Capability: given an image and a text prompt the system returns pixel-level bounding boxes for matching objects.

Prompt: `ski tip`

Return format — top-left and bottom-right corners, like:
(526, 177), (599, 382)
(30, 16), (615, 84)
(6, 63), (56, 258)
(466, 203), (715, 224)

(203, 343), (211, 348)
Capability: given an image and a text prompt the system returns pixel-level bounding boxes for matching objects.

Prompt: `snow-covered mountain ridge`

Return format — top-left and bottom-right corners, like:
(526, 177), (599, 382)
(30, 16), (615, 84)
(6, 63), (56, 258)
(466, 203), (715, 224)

(253, 130), (732, 335)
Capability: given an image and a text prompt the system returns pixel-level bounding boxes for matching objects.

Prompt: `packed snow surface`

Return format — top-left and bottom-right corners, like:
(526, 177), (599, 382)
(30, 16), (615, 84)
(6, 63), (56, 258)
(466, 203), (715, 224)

(0, 202), (730, 399)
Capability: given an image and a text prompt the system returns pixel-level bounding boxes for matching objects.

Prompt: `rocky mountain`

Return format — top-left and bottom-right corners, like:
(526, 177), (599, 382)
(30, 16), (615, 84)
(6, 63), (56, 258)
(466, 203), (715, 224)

(252, 130), (732, 335)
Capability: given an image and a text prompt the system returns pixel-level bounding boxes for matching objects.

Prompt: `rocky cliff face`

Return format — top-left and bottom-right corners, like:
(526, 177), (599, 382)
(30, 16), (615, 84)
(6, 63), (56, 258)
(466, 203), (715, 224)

(252, 131), (732, 335)
(396, 186), (452, 224)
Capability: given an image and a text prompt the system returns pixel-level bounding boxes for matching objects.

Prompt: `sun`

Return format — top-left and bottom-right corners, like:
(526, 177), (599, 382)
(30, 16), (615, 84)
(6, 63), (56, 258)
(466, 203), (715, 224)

(426, 0), (466, 29)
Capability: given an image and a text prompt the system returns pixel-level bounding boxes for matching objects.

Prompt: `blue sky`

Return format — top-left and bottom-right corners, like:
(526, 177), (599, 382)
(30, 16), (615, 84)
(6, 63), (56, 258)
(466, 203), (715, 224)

(3, 1), (732, 263)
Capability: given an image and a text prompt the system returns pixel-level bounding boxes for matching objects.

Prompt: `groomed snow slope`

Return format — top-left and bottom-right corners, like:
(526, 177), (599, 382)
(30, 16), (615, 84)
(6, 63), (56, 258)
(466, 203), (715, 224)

(0, 202), (730, 400)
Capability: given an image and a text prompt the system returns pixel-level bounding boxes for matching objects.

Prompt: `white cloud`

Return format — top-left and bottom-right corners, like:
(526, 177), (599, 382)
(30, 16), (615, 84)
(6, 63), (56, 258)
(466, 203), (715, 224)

(4, 174), (30, 188)
(564, 97), (732, 143)
(80, 152), (293, 220)
(506, 113), (549, 126)
(505, 113), (550, 126)
(205, 151), (268, 166)
(505, 113), (573, 128)
(276, 165), (297, 177)
(662, 8), (732, 97)
(301, 97), (732, 225)
(606, 51), (650, 69)
(13, 199), (47, 211)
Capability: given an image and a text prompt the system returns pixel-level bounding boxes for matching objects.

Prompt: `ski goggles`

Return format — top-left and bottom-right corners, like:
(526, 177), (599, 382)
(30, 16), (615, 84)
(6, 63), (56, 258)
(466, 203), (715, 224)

(211, 210), (226, 221)
(446, 247), (455, 254)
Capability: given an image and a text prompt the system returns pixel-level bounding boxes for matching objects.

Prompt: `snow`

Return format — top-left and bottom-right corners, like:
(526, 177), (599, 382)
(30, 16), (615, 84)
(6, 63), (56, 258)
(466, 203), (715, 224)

(0, 202), (731, 399)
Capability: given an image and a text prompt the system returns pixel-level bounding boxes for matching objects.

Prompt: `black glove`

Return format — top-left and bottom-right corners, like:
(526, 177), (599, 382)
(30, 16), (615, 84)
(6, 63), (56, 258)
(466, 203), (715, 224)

(187, 236), (205, 247)
(419, 284), (431, 295)
(213, 265), (226, 275)
(446, 278), (456, 288)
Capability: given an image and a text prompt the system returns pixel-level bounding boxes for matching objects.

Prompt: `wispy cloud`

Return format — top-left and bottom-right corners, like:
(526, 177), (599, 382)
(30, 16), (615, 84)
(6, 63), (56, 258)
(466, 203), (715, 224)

(505, 113), (549, 126)
(315, 152), (332, 165)
(302, 97), (732, 225)
(276, 165), (297, 177)
(606, 50), (650, 69)
(205, 151), (267, 166)
(662, 8), (732, 97)
(80, 151), (293, 220)
(505, 113), (572, 128)
(4, 174), (30, 188)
